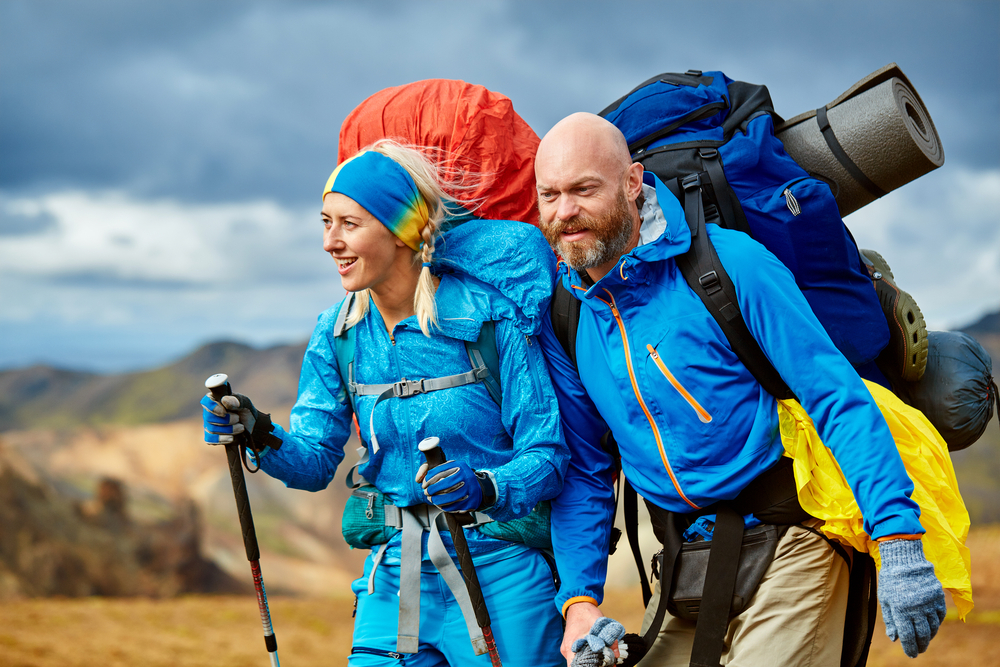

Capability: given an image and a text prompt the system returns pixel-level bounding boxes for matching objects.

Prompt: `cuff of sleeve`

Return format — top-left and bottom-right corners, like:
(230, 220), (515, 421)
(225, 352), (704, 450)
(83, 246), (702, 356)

(561, 595), (599, 618)
(476, 470), (499, 511)
(876, 534), (922, 542)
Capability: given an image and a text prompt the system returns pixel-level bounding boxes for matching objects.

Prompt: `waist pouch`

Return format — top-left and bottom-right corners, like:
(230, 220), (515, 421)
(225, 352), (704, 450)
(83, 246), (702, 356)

(654, 523), (782, 621)
(342, 487), (553, 550)
(342, 487), (399, 549)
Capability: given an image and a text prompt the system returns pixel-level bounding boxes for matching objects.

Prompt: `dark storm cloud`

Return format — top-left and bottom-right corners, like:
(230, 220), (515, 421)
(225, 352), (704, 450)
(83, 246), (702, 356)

(1, 0), (996, 209)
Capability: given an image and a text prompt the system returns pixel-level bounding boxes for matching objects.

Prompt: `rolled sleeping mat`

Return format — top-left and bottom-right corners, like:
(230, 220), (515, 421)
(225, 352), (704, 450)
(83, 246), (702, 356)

(775, 63), (944, 218)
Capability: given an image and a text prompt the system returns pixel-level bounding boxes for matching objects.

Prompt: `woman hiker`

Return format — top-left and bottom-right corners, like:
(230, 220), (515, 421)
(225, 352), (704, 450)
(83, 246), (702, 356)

(201, 139), (568, 666)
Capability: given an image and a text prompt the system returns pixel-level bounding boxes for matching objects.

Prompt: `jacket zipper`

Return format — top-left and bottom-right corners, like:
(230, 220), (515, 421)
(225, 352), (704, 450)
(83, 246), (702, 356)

(647, 345), (713, 423)
(783, 187), (801, 216)
(598, 289), (699, 510)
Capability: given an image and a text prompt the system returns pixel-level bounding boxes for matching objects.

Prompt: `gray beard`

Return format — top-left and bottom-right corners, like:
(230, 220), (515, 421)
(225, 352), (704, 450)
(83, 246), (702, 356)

(560, 214), (634, 271)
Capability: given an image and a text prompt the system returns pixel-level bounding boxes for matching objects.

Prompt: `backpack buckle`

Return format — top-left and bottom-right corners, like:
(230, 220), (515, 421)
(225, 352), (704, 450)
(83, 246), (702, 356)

(698, 147), (719, 160)
(393, 379), (426, 397)
(681, 173), (701, 191)
(699, 271), (722, 294)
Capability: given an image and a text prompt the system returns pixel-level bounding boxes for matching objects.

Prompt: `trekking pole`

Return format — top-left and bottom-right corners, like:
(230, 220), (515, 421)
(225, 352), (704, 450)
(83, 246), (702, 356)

(205, 373), (281, 667)
(418, 437), (503, 667)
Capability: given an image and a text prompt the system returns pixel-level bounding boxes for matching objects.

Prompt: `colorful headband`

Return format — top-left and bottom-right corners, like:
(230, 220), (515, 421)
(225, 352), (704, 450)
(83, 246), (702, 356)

(322, 150), (429, 251)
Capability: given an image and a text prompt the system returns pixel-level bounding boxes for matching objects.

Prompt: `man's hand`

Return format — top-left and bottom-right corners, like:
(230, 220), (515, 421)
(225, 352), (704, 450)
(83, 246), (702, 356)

(877, 538), (947, 658)
(562, 601), (619, 666)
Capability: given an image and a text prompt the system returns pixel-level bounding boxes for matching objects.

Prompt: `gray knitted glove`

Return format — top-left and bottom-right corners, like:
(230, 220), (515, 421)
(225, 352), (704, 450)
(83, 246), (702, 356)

(877, 539), (947, 658)
(570, 617), (626, 667)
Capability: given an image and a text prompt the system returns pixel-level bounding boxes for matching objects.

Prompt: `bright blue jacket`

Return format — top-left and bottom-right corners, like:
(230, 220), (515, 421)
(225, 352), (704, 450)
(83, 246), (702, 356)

(541, 173), (922, 613)
(260, 220), (569, 557)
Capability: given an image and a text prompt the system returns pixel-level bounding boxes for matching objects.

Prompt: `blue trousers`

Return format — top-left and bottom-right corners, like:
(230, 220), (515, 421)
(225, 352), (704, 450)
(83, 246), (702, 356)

(349, 544), (563, 666)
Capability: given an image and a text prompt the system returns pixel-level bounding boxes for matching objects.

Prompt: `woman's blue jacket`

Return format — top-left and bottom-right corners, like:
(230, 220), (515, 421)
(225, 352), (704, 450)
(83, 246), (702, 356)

(260, 220), (569, 557)
(540, 173), (923, 613)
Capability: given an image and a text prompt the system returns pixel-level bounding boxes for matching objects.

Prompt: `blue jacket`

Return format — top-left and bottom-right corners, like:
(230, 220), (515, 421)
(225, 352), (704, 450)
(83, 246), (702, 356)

(261, 219), (569, 557)
(541, 173), (922, 612)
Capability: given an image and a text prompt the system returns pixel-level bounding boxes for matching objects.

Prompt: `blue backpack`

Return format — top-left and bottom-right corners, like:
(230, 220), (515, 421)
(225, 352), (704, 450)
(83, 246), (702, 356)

(599, 70), (889, 374)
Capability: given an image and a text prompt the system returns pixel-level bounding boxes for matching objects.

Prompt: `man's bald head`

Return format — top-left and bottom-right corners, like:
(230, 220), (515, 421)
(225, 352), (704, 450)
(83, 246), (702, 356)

(534, 112), (644, 280)
(535, 112), (633, 186)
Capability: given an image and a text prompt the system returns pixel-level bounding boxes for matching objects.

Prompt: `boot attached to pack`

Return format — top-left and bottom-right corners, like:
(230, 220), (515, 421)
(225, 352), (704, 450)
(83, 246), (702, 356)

(860, 249), (929, 382)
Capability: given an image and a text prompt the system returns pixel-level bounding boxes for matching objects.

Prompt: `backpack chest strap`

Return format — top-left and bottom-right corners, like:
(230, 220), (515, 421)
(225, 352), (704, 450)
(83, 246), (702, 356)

(349, 365), (491, 398)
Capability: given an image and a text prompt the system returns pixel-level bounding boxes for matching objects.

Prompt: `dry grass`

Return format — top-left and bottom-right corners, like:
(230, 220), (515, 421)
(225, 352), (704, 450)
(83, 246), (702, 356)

(0, 595), (356, 667)
(2, 525), (999, 666)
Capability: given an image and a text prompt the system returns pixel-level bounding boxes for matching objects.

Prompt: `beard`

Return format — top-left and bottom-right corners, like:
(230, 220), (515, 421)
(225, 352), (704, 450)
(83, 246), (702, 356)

(540, 187), (635, 271)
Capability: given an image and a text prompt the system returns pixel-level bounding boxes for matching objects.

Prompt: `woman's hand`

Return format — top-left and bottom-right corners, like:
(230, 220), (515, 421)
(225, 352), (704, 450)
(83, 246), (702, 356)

(416, 459), (496, 512)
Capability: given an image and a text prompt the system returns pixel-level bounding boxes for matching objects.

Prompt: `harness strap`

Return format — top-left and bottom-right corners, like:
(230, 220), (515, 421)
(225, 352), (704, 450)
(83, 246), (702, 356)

(698, 147), (751, 236)
(367, 542), (390, 595)
(689, 504), (743, 667)
(393, 505), (487, 655)
(397, 508), (424, 654)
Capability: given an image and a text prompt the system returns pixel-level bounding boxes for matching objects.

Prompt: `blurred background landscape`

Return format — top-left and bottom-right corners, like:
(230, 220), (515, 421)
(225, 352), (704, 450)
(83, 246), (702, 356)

(1, 0), (997, 665)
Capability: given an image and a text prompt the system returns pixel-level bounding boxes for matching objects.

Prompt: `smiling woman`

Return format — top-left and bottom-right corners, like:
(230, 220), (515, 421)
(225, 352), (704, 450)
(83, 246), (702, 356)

(201, 139), (569, 666)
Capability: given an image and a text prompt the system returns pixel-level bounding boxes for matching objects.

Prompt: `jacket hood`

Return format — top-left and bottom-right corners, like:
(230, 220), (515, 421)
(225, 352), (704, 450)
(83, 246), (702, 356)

(433, 218), (556, 336)
(558, 172), (691, 298)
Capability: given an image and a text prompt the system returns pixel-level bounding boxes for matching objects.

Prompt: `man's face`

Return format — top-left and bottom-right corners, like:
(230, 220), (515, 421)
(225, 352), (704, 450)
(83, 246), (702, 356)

(537, 181), (635, 271)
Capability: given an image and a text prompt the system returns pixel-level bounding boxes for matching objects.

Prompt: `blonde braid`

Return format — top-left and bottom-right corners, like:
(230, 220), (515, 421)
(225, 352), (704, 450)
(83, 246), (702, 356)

(414, 217), (440, 336)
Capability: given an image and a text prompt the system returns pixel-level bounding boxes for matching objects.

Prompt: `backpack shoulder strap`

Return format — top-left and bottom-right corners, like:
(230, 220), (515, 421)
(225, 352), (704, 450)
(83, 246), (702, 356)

(333, 292), (359, 409)
(550, 278), (581, 371)
(465, 320), (502, 407)
(674, 174), (795, 400)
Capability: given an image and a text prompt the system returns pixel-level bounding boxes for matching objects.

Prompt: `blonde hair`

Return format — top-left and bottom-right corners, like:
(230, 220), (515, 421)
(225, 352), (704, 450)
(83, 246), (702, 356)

(343, 139), (481, 336)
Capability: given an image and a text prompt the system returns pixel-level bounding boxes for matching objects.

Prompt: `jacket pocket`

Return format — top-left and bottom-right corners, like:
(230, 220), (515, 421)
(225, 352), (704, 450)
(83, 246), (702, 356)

(646, 344), (712, 424)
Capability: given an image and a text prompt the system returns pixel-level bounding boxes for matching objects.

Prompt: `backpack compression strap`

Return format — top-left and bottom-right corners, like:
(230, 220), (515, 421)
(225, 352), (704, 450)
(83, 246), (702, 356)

(675, 173), (795, 401)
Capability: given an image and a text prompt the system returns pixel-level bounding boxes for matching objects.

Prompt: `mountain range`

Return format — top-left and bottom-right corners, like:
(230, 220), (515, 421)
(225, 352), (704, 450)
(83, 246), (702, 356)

(0, 308), (996, 599)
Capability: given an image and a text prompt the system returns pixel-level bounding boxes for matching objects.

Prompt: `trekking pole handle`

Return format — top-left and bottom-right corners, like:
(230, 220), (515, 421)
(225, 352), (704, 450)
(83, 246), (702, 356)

(418, 436), (446, 468)
(205, 373), (260, 562)
(417, 438), (498, 646)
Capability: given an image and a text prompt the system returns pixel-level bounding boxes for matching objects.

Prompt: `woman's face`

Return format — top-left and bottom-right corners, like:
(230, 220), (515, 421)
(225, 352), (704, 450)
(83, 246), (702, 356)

(322, 192), (410, 294)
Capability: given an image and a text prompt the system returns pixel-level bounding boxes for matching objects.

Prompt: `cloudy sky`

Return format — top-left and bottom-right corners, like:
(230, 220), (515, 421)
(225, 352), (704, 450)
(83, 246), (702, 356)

(1, 0), (997, 373)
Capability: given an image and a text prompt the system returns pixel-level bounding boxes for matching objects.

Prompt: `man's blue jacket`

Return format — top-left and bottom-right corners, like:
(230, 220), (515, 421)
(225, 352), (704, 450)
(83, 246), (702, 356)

(539, 173), (923, 614)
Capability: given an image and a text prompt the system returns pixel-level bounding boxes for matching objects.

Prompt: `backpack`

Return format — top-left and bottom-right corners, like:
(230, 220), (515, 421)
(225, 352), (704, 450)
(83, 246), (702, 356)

(599, 70), (888, 371)
(551, 69), (892, 667)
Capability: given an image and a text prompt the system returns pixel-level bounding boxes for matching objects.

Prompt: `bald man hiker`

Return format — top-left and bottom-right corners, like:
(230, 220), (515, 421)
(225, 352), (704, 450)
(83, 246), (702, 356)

(534, 112), (949, 667)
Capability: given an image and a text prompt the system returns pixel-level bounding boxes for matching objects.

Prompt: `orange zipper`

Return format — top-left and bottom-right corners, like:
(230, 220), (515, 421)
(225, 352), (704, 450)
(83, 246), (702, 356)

(595, 289), (699, 510)
(647, 345), (713, 424)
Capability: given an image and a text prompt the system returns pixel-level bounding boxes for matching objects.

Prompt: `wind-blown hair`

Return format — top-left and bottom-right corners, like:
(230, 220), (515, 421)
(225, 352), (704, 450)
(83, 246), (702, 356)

(343, 139), (482, 336)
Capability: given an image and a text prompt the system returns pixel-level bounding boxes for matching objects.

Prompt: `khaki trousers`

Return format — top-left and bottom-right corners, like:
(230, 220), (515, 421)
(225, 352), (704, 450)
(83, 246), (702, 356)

(638, 521), (851, 667)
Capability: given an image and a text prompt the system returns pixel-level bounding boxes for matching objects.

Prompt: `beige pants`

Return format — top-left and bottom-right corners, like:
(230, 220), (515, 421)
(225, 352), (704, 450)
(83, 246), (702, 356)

(638, 521), (851, 667)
